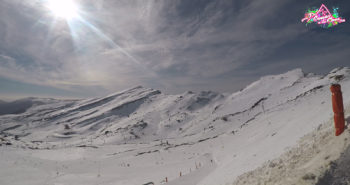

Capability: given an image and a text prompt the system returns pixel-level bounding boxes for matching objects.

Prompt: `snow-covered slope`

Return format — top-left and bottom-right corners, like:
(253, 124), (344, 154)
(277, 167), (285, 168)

(1, 67), (350, 185)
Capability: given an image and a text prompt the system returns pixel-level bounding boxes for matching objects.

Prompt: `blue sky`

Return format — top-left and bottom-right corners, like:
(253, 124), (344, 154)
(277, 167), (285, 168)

(0, 0), (349, 100)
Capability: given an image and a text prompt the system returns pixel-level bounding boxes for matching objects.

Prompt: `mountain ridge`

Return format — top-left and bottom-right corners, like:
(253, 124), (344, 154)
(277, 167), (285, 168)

(1, 67), (350, 185)
(1, 67), (349, 146)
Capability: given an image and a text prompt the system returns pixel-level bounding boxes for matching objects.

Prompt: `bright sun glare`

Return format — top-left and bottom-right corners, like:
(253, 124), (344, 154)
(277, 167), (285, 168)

(47, 0), (79, 20)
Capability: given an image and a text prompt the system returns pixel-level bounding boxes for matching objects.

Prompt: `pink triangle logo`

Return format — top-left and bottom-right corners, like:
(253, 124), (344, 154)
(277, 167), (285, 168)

(318, 4), (332, 17)
(301, 4), (346, 28)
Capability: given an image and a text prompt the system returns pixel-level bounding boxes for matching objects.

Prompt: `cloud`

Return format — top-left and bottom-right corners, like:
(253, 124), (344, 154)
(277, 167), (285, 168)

(0, 0), (349, 98)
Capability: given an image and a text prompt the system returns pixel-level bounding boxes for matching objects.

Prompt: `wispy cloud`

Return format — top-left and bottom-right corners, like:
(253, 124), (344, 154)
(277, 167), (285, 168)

(0, 0), (349, 98)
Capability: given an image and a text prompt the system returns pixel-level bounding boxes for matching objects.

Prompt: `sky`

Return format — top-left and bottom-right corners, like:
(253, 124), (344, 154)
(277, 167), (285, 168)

(0, 0), (349, 100)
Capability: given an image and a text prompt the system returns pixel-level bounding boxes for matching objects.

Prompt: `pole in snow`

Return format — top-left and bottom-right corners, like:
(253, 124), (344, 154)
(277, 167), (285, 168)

(330, 84), (345, 136)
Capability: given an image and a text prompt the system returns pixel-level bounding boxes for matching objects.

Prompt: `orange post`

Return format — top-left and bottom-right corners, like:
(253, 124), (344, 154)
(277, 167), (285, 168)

(330, 84), (345, 136)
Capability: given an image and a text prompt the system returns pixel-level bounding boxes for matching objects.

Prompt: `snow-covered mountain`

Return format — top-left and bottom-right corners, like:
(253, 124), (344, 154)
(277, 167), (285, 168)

(1, 67), (350, 185)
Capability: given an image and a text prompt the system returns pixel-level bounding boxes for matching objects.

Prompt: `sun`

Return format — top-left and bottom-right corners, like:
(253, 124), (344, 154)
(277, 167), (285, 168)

(47, 0), (80, 20)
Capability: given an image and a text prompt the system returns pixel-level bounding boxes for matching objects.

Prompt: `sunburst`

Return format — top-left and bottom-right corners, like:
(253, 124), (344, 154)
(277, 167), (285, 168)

(47, 0), (80, 20)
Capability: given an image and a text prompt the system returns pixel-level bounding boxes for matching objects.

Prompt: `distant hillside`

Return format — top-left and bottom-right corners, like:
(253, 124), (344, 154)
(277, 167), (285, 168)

(0, 99), (35, 115)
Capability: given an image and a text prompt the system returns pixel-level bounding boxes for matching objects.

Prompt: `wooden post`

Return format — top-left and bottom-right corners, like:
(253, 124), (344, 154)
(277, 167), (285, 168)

(330, 84), (345, 136)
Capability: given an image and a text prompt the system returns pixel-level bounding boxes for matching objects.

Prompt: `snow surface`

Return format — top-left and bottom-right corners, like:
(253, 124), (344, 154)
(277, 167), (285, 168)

(1, 67), (350, 185)
(232, 103), (350, 185)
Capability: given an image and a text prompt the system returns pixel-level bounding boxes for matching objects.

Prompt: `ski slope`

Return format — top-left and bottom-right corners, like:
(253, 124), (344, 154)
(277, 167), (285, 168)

(0, 67), (350, 185)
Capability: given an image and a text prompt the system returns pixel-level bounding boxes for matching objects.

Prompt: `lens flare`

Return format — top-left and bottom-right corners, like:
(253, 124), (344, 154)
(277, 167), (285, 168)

(44, 0), (156, 77)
